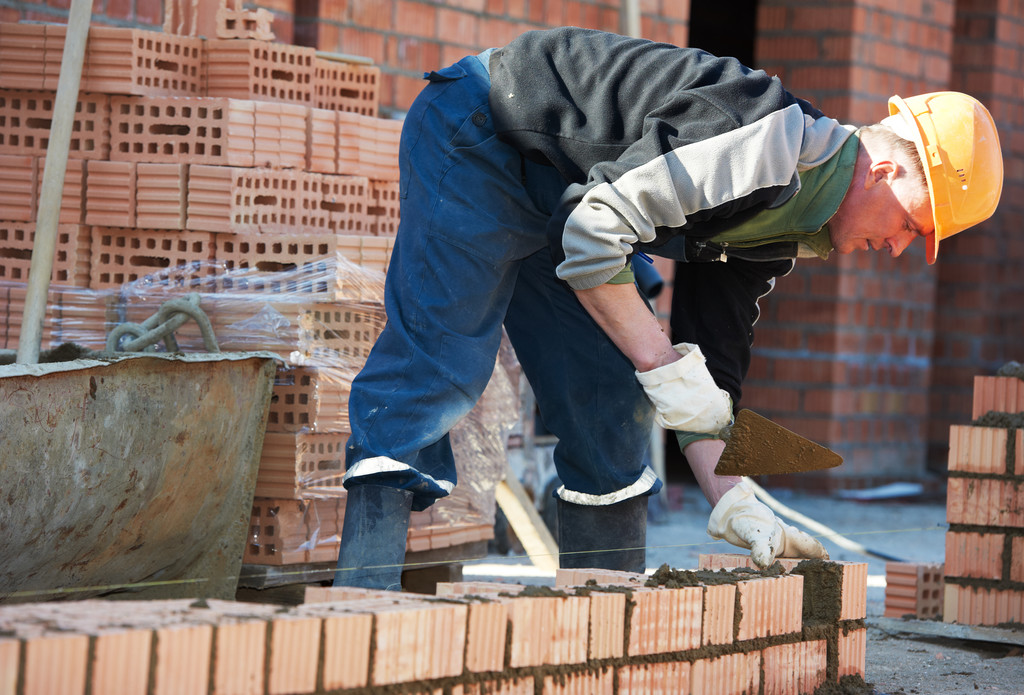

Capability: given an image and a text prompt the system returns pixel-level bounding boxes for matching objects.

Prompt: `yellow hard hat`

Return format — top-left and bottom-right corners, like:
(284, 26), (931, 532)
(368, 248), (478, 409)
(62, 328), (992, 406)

(885, 92), (1003, 264)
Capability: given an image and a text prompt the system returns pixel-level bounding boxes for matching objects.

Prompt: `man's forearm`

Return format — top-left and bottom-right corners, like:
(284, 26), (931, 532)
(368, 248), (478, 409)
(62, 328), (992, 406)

(574, 282), (679, 372)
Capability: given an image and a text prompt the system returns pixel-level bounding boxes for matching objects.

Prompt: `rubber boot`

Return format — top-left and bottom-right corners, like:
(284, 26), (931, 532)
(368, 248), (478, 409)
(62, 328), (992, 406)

(333, 484), (414, 589)
(556, 495), (647, 573)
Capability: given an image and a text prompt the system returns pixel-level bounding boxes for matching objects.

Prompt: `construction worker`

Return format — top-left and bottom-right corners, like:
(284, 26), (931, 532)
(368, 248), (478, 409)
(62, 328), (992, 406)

(334, 27), (1003, 589)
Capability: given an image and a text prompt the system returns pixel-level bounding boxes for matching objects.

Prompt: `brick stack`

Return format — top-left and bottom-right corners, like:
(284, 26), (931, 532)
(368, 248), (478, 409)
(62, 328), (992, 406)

(0, 20), (500, 571)
(883, 562), (944, 620)
(942, 369), (1024, 625)
(0, 557), (869, 694)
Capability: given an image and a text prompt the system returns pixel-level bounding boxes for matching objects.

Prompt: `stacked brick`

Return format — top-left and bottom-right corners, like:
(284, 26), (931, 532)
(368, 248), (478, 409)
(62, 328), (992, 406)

(0, 557), (869, 694)
(942, 370), (1024, 626)
(0, 20), (500, 571)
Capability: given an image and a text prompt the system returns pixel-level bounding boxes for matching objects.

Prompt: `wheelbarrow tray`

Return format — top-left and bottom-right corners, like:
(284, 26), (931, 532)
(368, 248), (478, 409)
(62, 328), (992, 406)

(0, 351), (278, 603)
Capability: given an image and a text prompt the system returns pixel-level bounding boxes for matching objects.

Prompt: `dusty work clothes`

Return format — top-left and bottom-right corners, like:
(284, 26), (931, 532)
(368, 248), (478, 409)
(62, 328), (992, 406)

(343, 50), (660, 511)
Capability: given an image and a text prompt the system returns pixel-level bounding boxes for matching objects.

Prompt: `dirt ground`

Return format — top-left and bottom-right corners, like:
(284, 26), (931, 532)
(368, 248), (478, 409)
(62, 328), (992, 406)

(473, 480), (1024, 694)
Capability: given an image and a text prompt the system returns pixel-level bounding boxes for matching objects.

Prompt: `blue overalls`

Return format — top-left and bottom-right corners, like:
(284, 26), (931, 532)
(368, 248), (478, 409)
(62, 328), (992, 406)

(343, 50), (661, 512)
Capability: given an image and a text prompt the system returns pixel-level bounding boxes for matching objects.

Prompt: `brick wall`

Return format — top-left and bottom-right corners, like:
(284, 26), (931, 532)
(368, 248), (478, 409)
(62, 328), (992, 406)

(4, 0), (1021, 486)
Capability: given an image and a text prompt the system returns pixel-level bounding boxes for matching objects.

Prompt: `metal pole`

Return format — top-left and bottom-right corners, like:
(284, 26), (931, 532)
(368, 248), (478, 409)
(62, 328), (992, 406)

(621, 0), (641, 38)
(16, 0), (94, 364)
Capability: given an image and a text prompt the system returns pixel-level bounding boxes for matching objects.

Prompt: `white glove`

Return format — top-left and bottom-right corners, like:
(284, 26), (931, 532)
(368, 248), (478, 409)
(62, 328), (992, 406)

(635, 343), (732, 433)
(706, 480), (829, 569)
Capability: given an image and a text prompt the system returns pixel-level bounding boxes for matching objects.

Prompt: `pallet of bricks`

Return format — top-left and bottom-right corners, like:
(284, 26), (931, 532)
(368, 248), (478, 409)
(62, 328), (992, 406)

(0, 554), (869, 694)
(941, 363), (1024, 625)
(0, 16), (501, 574)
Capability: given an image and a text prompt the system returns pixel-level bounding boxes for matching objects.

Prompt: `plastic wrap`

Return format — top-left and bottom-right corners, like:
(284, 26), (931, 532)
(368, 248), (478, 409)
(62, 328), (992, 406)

(1, 254), (521, 564)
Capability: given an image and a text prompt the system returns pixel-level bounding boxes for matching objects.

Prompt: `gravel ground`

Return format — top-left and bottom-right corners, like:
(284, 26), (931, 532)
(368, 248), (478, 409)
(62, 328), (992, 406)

(468, 481), (1024, 695)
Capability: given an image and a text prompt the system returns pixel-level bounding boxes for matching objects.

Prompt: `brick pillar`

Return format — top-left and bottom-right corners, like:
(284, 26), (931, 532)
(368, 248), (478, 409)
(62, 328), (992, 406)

(926, 1), (1024, 470)
(746, 0), (956, 488)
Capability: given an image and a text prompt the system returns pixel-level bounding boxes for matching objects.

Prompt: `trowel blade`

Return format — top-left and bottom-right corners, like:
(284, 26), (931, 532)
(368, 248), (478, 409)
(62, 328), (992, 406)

(714, 409), (843, 476)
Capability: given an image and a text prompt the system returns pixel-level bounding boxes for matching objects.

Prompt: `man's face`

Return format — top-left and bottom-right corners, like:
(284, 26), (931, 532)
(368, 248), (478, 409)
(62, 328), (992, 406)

(829, 160), (934, 259)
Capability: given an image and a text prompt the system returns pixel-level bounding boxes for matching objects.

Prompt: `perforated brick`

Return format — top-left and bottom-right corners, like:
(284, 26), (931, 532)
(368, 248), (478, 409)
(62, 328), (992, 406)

(82, 27), (204, 96)
(110, 96), (255, 166)
(247, 496), (344, 565)
(884, 561), (944, 620)
(256, 431), (348, 499)
(136, 162), (187, 229)
(0, 153), (36, 221)
(88, 227), (214, 289)
(316, 174), (369, 234)
(370, 602), (467, 684)
(627, 586), (703, 655)
(206, 39), (315, 105)
(253, 100), (308, 169)
(617, 661), (691, 695)
(216, 5), (275, 40)
(972, 374), (1024, 418)
(945, 531), (1004, 580)
(187, 166), (323, 234)
(368, 179), (399, 236)
(84, 160), (136, 228)
(506, 595), (588, 668)
(736, 574), (804, 640)
(39, 156), (86, 224)
(314, 57), (380, 116)
(763, 639), (827, 695)
(0, 23), (47, 90)
(0, 90), (110, 159)
(948, 424), (1011, 475)
(0, 223), (90, 287)
(307, 107), (337, 173)
(947, 477), (1024, 528)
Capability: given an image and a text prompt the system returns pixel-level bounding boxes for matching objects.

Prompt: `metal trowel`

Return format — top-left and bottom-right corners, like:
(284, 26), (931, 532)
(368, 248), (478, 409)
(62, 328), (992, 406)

(714, 409), (843, 476)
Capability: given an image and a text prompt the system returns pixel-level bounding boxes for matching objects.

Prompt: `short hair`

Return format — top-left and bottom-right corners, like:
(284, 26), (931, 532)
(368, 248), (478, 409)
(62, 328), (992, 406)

(861, 122), (928, 192)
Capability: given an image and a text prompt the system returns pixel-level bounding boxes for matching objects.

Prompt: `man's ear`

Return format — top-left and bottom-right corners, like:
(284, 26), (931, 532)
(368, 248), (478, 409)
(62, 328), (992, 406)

(865, 159), (898, 188)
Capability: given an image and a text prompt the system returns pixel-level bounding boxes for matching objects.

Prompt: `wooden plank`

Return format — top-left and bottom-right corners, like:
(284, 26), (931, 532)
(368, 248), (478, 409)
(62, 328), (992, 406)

(494, 467), (559, 572)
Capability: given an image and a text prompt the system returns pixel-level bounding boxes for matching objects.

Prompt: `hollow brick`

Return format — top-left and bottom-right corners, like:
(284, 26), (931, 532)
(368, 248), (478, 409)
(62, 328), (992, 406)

(617, 661), (691, 694)
(690, 651), (760, 695)
(837, 628), (867, 678)
(91, 629), (152, 695)
(762, 639), (828, 695)
(84, 160), (136, 228)
(0, 23), (47, 90)
(948, 424), (1010, 475)
(82, 26), (204, 96)
(947, 477), (1024, 528)
(586, 591), (626, 660)
(945, 584), (1024, 626)
(320, 612), (373, 690)
(136, 162), (187, 230)
(307, 107), (338, 173)
(88, 227), (215, 290)
(701, 582), (736, 646)
(206, 39), (316, 105)
(945, 531), (1004, 580)
(0, 153), (36, 221)
(267, 616), (320, 695)
(697, 552), (803, 572)
(23, 632), (89, 695)
(553, 568), (646, 588)
(541, 668), (614, 694)
(506, 595), (588, 668)
(736, 574), (803, 641)
(627, 586), (702, 656)
(370, 601), (467, 684)
(152, 624), (213, 695)
(972, 375), (1024, 418)
(884, 562), (944, 620)
(1011, 536), (1024, 583)
(314, 58), (380, 116)
(457, 677), (535, 695)
(0, 636), (18, 695)
(465, 601), (508, 673)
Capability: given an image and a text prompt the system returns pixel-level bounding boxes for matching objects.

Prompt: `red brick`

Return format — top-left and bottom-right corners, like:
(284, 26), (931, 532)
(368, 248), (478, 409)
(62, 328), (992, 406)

(690, 651), (760, 695)
(370, 602), (467, 684)
(0, 153), (37, 220)
(837, 628), (867, 678)
(1011, 537), (1024, 583)
(206, 39), (316, 105)
(763, 639), (828, 695)
(85, 160), (136, 228)
(267, 616), (320, 695)
(884, 562), (944, 620)
(0, 90), (110, 159)
(554, 568), (646, 588)
(91, 629), (152, 695)
(0, 223), (90, 287)
(947, 478), (1024, 528)
(541, 668), (614, 694)
(627, 586), (702, 656)
(464, 601), (508, 673)
(701, 582), (735, 646)
(152, 624), (212, 695)
(972, 375), (1024, 418)
(586, 591), (626, 660)
(0, 637), (19, 695)
(506, 595), (588, 668)
(216, 5), (276, 40)
(307, 108), (338, 174)
(23, 633), (89, 695)
(617, 661), (691, 694)
(211, 619), (266, 695)
(947, 424), (1010, 474)
(110, 96), (255, 166)
(88, 227), (215, 290)
(736, 574), (803, 641)
(945, 584), (1024, 626)
(319, 612), (373, 690)
(135, 163), (187, 230)
(313, 58), (380, 116)
(368, 179), (400, 236)
(0, 23), (47, 89)
(82, 27), (203, 96)
(945, 531), (1004, 580)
